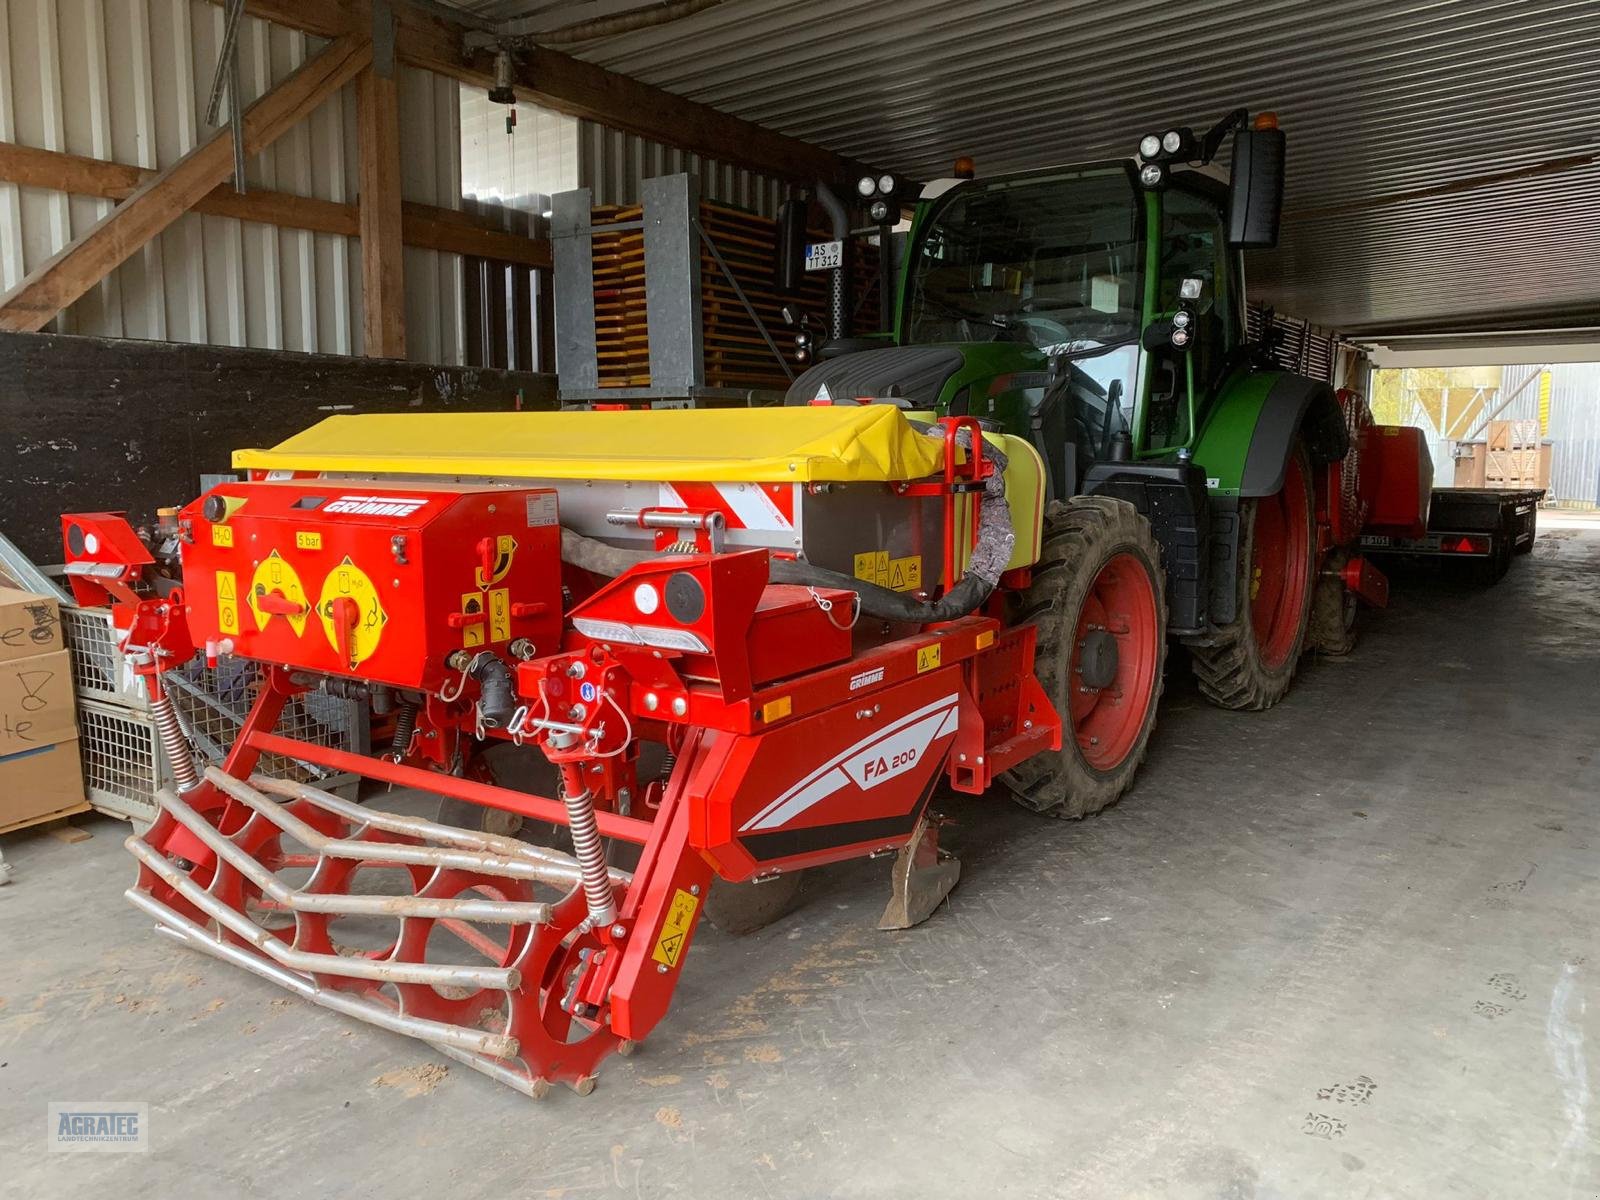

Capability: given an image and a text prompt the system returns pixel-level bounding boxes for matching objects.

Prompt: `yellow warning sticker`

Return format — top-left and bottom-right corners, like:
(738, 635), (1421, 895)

(249, 550), (309, 636)
(317, 556), (388, 666)
(854, 550), (889, 586)
(210, 524), (234, 548)
(887, 554), (922, 592)
(651, 888), (700, 970)
(215, 571), (239, 636)
(855, 550), (922, 593)
(295, 530), (322, 551)
(488, 587), (511, 642)
(459, 592), (486, 648)
(475, 534), (518, 590)
(916, 643), (942, 673)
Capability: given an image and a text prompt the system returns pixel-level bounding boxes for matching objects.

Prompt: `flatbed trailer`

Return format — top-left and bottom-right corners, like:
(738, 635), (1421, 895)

(1357, 487), (1543, 582)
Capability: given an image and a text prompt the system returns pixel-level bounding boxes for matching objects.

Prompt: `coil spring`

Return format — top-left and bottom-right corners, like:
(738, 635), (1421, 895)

(149, 689), (199, 792)
(658, 749), (677, 782)
(561, 783), (617, 927)
(389, 702), (417, 760)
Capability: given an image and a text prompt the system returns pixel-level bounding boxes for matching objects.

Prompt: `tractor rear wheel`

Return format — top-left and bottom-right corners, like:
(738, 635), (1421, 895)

(1001, 496), (1166, 819)
(1190, 445), (1316, 708)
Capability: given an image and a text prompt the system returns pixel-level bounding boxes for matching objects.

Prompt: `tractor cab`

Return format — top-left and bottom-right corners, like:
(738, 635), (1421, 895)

(786, 110), (1286, 506)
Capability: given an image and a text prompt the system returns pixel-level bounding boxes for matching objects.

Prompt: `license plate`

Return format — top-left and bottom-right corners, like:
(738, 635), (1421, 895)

(804, 240), (843, 272)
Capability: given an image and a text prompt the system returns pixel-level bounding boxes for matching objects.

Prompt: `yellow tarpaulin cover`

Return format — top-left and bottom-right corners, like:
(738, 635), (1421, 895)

(233, 405), (948, 483)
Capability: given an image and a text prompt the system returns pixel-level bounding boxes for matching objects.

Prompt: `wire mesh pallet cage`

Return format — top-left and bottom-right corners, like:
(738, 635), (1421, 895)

(63, 606), (369, 827)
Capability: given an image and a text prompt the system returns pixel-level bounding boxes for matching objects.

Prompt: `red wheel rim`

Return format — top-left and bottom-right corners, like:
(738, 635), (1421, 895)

(1069, 551), (1161, 772)
(1249, 453), (1312, 670)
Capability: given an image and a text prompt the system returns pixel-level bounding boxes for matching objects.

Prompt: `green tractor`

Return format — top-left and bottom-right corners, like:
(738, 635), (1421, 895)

(783, 110), (1352, 818)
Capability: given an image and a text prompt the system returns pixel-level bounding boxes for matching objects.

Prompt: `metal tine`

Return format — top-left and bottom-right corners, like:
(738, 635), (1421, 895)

(249, 772), (633, 889)
(135, 891), (532, 1076)
(155, 788), (553, 926)
(204, 768), (594, 889)
(127, 833), (523, 998)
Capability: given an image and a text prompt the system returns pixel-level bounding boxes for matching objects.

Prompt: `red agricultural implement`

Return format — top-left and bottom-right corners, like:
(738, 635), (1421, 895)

(59, 396), (1439, 1097)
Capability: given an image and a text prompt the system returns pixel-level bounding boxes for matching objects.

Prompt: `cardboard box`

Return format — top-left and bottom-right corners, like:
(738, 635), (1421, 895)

(0, 738), (87, 832)
(0, 648), (76, 755)
(0, 587), (63, 663)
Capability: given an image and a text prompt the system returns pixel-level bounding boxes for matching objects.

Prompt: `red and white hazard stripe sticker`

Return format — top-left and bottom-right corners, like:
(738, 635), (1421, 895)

(659, 482), (795, 531)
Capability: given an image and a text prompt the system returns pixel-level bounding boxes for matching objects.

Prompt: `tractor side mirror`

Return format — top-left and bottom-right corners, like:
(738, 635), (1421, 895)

(1228, 125), (1286, 249)
(774, 197), (807, 297)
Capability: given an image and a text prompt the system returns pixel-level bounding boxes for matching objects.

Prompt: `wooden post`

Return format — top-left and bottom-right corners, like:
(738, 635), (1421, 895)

(0, 33), (372, 334)
(357, 62), (406, 359)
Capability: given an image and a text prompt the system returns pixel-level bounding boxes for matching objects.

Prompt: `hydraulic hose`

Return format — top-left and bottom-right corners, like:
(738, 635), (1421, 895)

(558, 427), (1014, 625)
(469, 655), (516, 730)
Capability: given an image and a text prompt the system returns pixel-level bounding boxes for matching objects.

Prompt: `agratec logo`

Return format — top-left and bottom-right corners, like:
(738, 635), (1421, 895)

(48, 1102), (149, 1153)
(323, 494), (428, 518)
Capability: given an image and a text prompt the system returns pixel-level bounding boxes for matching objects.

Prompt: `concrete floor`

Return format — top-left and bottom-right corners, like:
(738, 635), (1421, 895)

(3, 521), (1597, 1199)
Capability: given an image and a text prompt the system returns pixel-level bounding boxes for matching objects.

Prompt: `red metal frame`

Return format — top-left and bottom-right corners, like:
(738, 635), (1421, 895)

(61, 414), (1065, 1096)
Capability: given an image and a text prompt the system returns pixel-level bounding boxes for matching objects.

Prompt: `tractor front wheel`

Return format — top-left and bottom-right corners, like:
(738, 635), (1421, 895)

(1190, 445), (1316, 708)
(1002, 496), (1166, 819)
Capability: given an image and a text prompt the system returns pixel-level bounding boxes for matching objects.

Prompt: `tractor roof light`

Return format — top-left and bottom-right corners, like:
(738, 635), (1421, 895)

(1139, 163), (1166, 188)
(1138, 133), (1162, 160)
(856, 175), (876, 198)
(869, 199), (891, 223)
(877, 174), (897, 196)
(1179, 276), (1205, 300)
(1161, 129), (1183, 154)
(952, 156), (976, 179)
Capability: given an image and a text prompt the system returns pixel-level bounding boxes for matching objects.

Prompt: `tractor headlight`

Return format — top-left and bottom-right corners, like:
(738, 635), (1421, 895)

(1179, 276), (1204, 300)
(869, 199), (890, 223)
(1139, 133), (1162, 160)
(877, 174), (897, 196)
(1162, 129), (1183, 154)
(1139, 163), (1165, 188)
(1171, 326), (1191, 348)
(856, 175), (876, 198)
(1172, 310), (1192, 329)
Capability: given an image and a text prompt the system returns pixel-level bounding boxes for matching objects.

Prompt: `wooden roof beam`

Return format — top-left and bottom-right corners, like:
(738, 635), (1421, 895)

(0, 32), (373, 333)
(215, 0), (856, 184)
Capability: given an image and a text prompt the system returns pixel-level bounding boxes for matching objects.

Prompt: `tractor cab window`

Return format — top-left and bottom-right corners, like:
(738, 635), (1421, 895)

(1159, 181), (1237, 389)
(905, 166), (1144, 357)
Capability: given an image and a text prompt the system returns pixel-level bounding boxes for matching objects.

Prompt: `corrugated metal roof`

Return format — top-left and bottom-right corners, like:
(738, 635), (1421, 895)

(436, 0), (1600, 336)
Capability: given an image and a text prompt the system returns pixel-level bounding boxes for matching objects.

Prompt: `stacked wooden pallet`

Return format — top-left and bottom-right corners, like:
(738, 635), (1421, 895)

(590, 201), (879, 392)
(1485, 419), (1543, 488)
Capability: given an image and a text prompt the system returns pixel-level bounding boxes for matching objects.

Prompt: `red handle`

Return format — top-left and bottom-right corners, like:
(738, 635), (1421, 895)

(255, 589), (305, 616)
(328, 595), (359, 666)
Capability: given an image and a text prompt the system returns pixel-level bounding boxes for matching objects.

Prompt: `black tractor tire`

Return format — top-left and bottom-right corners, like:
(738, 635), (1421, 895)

(1190, 445), (1317, 710)
(1307, 551), (1359, 657)
(1000, 496), (1167, 820)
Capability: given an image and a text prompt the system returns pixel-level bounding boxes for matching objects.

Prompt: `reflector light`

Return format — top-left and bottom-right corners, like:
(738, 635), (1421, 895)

(632, 626), (710, 654)
(633, 582), (660, 615)
(571, 618), (642, 644)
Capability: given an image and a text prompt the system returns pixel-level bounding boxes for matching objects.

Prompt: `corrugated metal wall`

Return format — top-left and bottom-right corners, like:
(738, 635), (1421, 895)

(1545, 364), (1600, 508)
(576, 118), (787, 217)
(0, 0), (463, 363)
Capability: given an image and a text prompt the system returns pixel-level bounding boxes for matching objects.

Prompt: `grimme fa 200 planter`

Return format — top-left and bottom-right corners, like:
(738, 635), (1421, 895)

(63, 405), (1128, 1097)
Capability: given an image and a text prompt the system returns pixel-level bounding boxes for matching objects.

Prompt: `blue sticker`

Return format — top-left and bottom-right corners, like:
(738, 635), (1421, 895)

(579, 681), (597, 702)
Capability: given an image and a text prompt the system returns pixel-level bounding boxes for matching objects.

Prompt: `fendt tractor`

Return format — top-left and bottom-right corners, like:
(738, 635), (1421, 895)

(59, 111), (1433, 1098)
(783, 110), (1395, 818)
